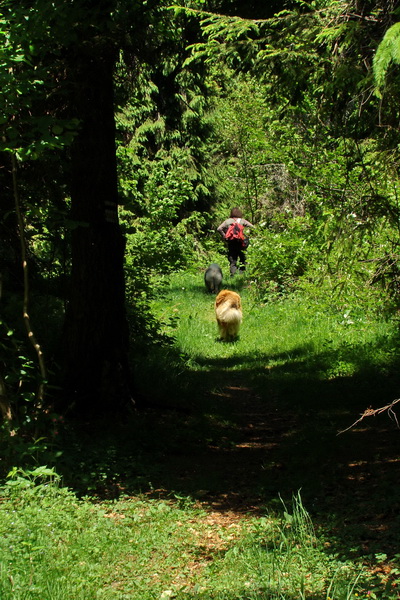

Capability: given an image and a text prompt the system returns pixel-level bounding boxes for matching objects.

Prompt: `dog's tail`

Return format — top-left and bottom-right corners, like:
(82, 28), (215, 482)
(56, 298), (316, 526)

(216, 303), (242, 340)
(216, 302), (242, 326)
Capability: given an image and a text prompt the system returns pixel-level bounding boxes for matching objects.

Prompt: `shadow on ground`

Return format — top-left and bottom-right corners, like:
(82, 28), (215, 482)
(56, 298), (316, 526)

(55, 338), (400, 562)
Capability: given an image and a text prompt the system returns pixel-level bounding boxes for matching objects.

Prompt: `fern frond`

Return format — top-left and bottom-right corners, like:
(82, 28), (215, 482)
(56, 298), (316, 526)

(373, 22), (400, 90)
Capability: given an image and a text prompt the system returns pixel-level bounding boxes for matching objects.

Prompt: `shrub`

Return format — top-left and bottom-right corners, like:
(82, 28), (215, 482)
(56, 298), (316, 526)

(247, 215), (319, 299)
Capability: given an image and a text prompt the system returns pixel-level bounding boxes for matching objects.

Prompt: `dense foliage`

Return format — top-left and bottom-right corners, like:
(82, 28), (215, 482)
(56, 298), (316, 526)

(1, 0), (400, 422)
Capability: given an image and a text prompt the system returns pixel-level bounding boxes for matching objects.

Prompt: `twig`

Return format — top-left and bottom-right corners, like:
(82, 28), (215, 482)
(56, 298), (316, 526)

(11, 153), (47, 406)
(338, 398), (400, 434)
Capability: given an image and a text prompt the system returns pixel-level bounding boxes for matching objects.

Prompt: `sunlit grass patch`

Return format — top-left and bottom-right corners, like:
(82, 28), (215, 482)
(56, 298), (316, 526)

(0, 472), (373, 600)
(148, 269), (398, 382)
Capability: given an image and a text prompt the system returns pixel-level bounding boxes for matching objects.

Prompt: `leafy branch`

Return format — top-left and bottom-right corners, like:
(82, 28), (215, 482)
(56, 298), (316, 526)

(373, 22), (400, 92)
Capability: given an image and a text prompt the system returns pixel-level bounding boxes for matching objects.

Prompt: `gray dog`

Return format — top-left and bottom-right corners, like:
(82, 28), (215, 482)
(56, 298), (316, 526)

(204, 263), (223, 294)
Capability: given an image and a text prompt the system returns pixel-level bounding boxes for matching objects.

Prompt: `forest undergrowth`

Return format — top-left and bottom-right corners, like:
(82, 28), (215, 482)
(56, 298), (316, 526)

(1, 268), (400, 600)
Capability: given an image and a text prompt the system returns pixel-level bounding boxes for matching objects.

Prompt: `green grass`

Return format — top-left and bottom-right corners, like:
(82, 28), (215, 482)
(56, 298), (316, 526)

(150, 269), (396, 360)
(141, 269), (399, 407)
(0, 472), (375, 600)
(2, 268), (400, 599)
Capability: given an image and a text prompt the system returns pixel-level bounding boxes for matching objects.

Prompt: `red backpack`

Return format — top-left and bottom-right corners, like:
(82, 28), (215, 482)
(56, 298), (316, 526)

(225, 219), (247, 247)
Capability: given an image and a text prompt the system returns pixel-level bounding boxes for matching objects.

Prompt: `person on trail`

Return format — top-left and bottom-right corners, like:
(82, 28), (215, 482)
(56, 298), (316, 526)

(217, 208), (255, 276)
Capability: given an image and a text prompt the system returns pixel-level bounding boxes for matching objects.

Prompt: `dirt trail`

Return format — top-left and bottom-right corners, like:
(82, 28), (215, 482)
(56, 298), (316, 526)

(143, 377), (400, 554)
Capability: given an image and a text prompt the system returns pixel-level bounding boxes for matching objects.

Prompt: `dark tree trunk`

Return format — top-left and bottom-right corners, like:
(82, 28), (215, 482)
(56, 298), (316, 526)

(63, 42), (132, 413)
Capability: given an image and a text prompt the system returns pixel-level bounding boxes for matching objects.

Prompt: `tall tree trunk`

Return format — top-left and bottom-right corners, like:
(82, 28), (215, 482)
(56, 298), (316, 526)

(63, 44), (132, 413)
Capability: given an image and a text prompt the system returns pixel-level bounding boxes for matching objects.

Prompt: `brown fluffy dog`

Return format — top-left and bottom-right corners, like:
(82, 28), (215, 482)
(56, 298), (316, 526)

(215, 289), (242, 341)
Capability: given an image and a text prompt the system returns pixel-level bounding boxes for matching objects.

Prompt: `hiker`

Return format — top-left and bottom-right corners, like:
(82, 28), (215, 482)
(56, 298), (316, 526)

(217, 208), (255, 276)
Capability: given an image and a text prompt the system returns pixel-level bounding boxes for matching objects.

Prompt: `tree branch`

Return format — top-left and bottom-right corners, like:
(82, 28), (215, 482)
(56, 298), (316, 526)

(338, 398), (400, 434)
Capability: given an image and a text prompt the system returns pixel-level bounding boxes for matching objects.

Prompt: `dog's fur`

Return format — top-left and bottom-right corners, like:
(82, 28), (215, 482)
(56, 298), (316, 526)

(215, 289), (242, 341)
(204, 263), (223, 294)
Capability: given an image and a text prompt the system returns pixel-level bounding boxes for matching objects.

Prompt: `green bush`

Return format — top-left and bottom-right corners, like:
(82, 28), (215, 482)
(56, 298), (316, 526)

(247, 215), (319, 299)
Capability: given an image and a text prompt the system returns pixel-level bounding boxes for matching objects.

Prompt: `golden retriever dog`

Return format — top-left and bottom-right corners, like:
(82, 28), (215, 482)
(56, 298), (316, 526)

(215, 289), (242, 341)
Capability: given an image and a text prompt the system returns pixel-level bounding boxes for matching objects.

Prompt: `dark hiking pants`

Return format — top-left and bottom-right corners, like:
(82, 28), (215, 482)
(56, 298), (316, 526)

(228, 241), (246, 275)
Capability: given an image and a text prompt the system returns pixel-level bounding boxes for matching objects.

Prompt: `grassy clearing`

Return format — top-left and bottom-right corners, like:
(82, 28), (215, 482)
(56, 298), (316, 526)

(2, 268), (400, 599)
(143, 268), (399, 404)
(150, 269), (397, 361)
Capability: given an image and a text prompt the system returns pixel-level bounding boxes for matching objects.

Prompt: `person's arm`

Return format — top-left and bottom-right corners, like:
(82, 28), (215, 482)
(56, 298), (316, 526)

(242, 219), (255, 229)
(217, 219), (229, 238)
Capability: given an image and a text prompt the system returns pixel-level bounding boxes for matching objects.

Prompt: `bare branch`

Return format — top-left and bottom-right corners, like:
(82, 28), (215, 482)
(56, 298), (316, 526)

(338, 398), (400, 434)
(11, 153), (47, 406)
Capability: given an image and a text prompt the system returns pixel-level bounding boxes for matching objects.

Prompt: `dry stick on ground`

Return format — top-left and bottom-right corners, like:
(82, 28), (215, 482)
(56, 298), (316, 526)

(338, 398), (400, 434)
(11, 153), (47, 408)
